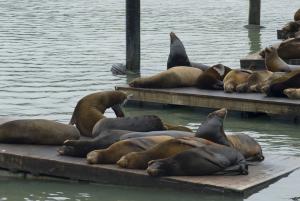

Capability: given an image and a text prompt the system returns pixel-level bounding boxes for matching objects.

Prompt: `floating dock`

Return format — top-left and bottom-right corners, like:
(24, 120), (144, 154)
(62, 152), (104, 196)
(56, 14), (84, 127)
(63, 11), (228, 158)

(277, 30), (285, 40)
(240, 52), (300, 70)
(0, 144), (299, 197)
(116, 85), (300, 117)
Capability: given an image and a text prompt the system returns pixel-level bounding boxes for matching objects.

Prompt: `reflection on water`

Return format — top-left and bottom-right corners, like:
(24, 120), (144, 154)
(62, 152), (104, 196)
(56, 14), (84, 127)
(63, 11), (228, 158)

(0, 0), (299, 200)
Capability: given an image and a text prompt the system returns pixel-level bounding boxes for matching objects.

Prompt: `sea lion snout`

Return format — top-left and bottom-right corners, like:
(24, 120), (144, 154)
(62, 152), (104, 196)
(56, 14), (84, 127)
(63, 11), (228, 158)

(207, 108), (227, 119)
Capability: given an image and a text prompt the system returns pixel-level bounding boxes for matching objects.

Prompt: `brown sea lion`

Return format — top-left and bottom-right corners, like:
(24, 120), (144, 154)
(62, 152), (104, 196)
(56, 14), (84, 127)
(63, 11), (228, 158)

(295, 9), (300, 21)
(236, 70), (274, 93)
(86, 136), (174, 164)
(196, 64), (232, 90)
(167, 32), (209, 71)
(223, 69), (252, 93)
(129, 66), (203, 88)
(283, 88), (300, 99)
(0, 119), (80, 145)
(117, 137), (216, 169)
(92, 115), (166, 137)
(264, 70), (300, 97)
(147, 145), (248, 177)
(277, 37), (300, 59)
(69, 91), (127, 137)
(163, 122), (193, 132)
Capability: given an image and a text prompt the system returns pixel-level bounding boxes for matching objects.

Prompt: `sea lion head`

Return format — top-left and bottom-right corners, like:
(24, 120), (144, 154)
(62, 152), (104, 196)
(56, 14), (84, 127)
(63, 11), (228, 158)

(147, 159), (176, 177)
(294, 9), (300, 21)
(283, 88), (299, 98)
(211, 64), (232, 79)
(170, 32), (179, 43)
(207, 108), (227, 120)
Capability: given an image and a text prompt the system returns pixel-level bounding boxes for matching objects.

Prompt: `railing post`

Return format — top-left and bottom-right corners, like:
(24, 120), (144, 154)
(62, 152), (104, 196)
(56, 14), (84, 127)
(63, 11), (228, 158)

(126, 0), (140, 73)
(248, 0), (261, 26)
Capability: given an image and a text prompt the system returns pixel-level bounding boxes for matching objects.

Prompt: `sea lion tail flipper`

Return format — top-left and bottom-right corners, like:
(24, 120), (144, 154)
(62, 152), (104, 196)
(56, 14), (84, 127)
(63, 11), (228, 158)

(217, 163), (248, 175)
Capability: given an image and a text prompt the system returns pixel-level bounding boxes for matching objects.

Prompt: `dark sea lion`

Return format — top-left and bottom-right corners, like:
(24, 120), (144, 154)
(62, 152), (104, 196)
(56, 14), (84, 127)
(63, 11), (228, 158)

(167, 32), (209, 71)
(265, 46), (300, 72)
(295, 9), (300, 21)
(236, 70), (274, 93)
(280, 21), (300, 39)
(86, 136), (174, 164)
(117, 137), (215, 169)
(147, 145), (248, 177)
(92, 115), (166, 137)
(265, 71), (300, 97)
(129, 66), (203, 88)
(69, 91), (127, 137)
(196, 64), (232, 90)
(0, 119), (80, 145)
(223, 69), (252, 93)
(195, 108), (230, 146)
(284, 88), (300, 99)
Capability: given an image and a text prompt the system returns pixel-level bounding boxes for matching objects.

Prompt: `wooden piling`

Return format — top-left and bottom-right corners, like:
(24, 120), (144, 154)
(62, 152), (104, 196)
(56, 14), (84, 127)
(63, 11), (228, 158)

(126, 0), (140, 72)
(248, 0), (261, 26)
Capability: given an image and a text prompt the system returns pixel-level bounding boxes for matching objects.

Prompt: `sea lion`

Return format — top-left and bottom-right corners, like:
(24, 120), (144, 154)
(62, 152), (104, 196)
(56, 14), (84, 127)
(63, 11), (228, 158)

(195, 108), (230, 146)
(167, 32), (209, 71)
(0, 119), (80, 145)
(58, 130), (193, 157)
(147, 145), (248, 177)
(280, 21), (300, 39)
(196, 64), (232, 90)
(277, 37), (300, 59)
(86, 136), (174, 164)
(284, 88), (300, 99)
(163, 123), (193, 132)
(264, 71), (300, 97)
(69, 91), (127, 137)
(129, 66), (203, 88)
(236, 70), (274, 93)
(223, 69), (252, 93)
(295, 9), (300, 21)
(117, 137), (216, 169)
(195, 108), (264, 161)
(92, 115), (166, 137)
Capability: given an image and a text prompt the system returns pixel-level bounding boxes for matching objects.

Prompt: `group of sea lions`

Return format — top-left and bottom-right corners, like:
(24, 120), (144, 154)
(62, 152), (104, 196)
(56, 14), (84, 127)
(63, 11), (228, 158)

(0, 90), (264, 177)
(129, 29), (300, 99)
(59, 99), (264, 177)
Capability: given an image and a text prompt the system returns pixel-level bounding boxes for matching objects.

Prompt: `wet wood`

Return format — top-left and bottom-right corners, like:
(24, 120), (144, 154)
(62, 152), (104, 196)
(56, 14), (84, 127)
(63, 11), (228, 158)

(248, 0), (261, 25)
(0, 144), (299, 197)
(116, 85), (300, 116)
(240, 52), (300, 70)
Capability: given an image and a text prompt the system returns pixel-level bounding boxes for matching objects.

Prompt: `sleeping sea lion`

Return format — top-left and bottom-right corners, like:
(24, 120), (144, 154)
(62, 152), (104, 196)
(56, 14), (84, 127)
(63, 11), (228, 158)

(277, 37), (300, 59)
(129, 66), (203, 88)
(69, 91), (127, 137)
(236, 70), (274, 93)
(92, 115), (166, 137)
(264, 46), (300, 72)
(0, 119), (80, 145)
(196, 64), (232, 90)
(264, 71), (300, 97)
(117, 137), (216, 169)
(283, 88), (300, 99)
(147, 145), (248, 177)
(223, 69), (252, 93)
(86, 136), (174, 164)
(167, 32), (209, 71)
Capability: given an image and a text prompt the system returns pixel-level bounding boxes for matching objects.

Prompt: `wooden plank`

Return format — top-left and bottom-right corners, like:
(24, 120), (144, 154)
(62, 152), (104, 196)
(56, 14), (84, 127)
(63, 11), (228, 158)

(0, 144), (299, 196)
(116, 85), (300, 116)
(240, 52), (300, 70)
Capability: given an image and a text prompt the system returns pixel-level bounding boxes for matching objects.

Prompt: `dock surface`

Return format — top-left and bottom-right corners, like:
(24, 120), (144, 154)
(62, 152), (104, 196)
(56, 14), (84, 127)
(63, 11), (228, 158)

(240, 52), (300, 69)
(116, 85), (300, 116)
(0, 144), (299, 197)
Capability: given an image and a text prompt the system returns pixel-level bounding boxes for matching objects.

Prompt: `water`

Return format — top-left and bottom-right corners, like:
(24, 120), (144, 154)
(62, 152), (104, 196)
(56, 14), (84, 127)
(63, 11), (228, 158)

(0, 0), (299, 200)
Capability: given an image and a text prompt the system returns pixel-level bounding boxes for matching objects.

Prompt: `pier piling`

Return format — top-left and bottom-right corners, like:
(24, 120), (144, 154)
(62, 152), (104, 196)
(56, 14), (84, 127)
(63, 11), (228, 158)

(248, 0), (261, 26)
(126, 0), (140, 73)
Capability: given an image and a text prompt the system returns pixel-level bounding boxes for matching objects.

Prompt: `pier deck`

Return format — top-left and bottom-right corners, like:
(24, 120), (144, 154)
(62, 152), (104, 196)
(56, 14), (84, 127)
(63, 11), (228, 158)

(0, 144), (299, 197)
(116, 85), (300, 116)
(240, 52), (300, 70)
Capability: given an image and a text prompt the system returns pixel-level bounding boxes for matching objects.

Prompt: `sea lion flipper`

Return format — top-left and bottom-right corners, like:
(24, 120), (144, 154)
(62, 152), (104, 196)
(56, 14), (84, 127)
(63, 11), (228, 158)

(111, 104), (125, 117)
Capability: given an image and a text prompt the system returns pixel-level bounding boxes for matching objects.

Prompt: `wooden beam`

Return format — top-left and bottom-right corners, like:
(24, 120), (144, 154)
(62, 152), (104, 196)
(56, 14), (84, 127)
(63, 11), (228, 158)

(126, 0), (140, 72)
(248, 0), (261, 26)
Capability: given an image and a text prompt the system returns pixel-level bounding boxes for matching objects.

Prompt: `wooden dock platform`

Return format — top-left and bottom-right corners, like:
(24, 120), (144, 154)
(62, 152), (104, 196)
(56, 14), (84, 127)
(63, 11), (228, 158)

(0, 144), (299, 197)
(116, 85), (300, 116)
(240, 52), (300, 70)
